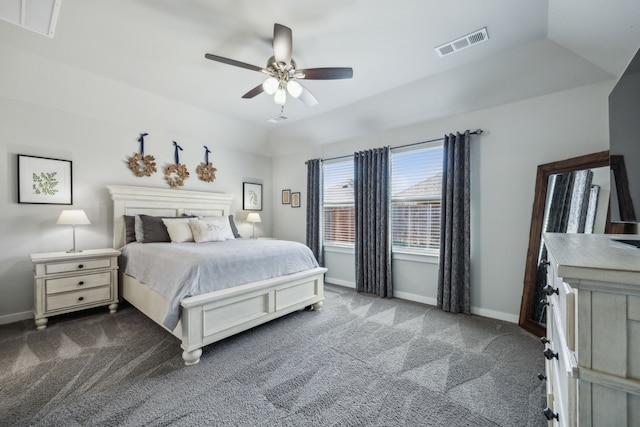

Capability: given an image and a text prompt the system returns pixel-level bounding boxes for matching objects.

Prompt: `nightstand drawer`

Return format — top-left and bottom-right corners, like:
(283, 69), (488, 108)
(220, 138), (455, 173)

(46, 286), (112, 312)
(45, 258), (112, 275)
(45, 272), (112, 294)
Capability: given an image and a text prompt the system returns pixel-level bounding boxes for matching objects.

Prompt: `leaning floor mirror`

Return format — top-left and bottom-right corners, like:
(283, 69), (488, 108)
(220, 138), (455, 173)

(519, 151), (611, 337)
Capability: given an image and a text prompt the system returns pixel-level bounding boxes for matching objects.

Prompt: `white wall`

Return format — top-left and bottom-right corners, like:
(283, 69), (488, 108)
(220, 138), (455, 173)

(272, 80), (613, 322)
(0, 46), (273, 324)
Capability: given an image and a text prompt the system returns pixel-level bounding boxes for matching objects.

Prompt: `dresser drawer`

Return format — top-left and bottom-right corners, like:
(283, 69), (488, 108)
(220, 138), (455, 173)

(547, 256), (577, 351)
(46, 286), (112, 312)
(45, 258), (112, 275)
(45, 272), (112, 294)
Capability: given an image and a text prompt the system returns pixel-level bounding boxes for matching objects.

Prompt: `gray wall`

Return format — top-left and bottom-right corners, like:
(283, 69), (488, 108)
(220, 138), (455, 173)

(271, 81), (613, 322)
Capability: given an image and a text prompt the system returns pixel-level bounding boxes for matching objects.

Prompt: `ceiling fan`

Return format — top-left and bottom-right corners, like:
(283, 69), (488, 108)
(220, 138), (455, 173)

(204, 23), (353, 109)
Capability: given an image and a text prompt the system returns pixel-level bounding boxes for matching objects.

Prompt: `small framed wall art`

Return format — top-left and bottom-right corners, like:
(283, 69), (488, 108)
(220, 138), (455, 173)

(282, 189), (291, 204)
(291, 192), (301, 208)
(243, 182), (263, 211)
(18, 155), (72, 204)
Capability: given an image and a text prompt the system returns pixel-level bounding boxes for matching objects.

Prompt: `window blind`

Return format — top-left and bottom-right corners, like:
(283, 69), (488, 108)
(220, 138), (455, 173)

(323, 160), (354, 245)
(391, 144), (443, 254)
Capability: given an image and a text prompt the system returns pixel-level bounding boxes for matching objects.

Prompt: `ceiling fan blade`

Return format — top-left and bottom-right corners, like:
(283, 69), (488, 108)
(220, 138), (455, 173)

(242, 84), (264, 99)
(273, 23), (292, 66)
(297, 85), (319, 107)
(204, 53), (263, 72)
(297, 67), (353, 80)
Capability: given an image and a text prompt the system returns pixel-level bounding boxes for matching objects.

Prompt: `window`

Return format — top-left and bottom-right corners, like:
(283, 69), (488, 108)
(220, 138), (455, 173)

(391, 143), (443, 254)
(323, 159), (354, 245)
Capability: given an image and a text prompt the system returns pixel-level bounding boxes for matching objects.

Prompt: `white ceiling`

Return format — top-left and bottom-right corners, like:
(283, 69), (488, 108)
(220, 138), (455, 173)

(1, 0), (639, 146)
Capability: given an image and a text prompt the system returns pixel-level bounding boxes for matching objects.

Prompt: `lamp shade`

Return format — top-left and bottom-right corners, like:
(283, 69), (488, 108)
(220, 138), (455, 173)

(56, 209), (91, 225)
(246, 212), (261, 223)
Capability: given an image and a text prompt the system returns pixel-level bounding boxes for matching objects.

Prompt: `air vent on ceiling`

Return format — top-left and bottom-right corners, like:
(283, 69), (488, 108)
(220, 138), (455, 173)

(267, 114), (289, 124)
(435, 27), (488, 58)
(0, 0), (61, 38)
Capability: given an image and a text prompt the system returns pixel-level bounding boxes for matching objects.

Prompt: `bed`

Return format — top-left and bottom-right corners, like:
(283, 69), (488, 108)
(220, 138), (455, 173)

(108, 185), (326, 365)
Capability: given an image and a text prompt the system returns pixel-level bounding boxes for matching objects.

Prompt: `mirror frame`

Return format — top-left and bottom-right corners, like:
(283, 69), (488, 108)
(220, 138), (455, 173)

(519, 150), (610, 337)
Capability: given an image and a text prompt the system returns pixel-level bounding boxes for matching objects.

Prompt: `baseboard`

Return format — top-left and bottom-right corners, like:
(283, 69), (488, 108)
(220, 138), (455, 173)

(0, 311), (33, 325)
(392, 290), (437, 307)
(470, 306), (519, 324)
(325, 277), (355, 289)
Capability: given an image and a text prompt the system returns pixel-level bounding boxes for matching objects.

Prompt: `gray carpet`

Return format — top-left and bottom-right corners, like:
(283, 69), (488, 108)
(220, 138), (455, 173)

(1, 285), (546, 426)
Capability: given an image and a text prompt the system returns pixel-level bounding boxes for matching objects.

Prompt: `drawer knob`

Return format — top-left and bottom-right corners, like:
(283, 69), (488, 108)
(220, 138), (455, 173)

(543, 407), (559, 421)
(543, 348), (558, 360)
(540, 337), (550, 345)
(541, 260), (551, 267)
(78, 296), (84, 302)
(78, 264), (84, 269)
(78, 281), (85, 286)
(537, 373), (547, 381)
(539, 298), (549, 307)
(543, 284), (559, 296)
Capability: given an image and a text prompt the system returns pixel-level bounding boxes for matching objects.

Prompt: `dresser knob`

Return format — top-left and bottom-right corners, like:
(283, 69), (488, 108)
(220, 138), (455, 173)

(540, 337), (550, 345)
(543, 284), (559, 296)
(541, 260), (551, 267)
(78, 264), (84, 269)
(543, 348), (558, 360)
(543, 407), (559, 421)
(537, 373), (547, 381)
(78, 281), (85, 286)
(539, 298), (549, 307)
(78, 296), (84, 302)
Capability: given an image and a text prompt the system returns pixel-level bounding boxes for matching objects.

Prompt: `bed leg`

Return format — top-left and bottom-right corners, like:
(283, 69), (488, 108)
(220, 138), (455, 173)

(182, 348), (202, 366)
(311, 301), (323, 311)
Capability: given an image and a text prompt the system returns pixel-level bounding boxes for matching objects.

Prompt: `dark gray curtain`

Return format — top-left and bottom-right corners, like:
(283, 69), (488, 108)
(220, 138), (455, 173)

(354, 147), (392, 297)
(305, 159), (323, 266)
(438, 131), (471, 314)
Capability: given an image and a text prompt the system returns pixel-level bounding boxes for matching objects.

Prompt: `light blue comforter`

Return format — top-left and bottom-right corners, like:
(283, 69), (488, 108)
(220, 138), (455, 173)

(119, 239), (319, 329)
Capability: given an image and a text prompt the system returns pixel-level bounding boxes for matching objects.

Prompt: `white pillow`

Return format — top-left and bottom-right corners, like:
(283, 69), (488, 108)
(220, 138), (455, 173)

(188, 217), (235, 243)
(161, 218), (195, 243)
(134, 215), (144, 242)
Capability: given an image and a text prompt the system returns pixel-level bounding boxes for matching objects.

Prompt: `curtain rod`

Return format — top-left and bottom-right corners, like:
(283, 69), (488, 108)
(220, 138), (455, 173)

(317, 129), (483, 163)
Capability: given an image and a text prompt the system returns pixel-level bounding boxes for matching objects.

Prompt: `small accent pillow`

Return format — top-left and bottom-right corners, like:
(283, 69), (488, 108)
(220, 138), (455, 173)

(188, 217), (236, 243)
(162, 218), (195, 243)
(124, 215), (136, 244)
(228, 215), (241, 238)
(139, 215), (172, 243)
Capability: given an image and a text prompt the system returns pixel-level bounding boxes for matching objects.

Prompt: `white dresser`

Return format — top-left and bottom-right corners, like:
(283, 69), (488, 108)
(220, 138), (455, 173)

(542, 233), (640, 426)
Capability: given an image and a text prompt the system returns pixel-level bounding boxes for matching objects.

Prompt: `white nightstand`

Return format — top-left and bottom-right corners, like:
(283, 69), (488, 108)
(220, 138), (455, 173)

(30, 248), (120, 330)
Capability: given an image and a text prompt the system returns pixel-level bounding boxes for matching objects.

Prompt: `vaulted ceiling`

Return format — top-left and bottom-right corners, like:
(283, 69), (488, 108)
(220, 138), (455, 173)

(1, 0), (639, 149)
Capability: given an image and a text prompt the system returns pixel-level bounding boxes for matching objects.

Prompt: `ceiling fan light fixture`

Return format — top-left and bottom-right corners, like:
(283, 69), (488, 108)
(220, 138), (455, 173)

(274, 87), (287, 105)
(286, 80), (303, 98)
(263, 77), (279, 95)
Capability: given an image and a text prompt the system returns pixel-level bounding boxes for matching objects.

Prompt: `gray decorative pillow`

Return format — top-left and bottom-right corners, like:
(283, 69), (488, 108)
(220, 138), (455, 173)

(139, 215), (172, 243)
(229, 215), (241, 238)
(124, 215), (136, 244)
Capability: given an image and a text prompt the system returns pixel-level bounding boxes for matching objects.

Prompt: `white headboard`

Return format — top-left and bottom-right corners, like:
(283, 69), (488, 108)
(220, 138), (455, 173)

(107, 185), (234, 248)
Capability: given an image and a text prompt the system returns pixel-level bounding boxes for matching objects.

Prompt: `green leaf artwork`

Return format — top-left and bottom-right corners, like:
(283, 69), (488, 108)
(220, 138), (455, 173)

(32, 171), (59, 196)
(249, 190), (258, 206)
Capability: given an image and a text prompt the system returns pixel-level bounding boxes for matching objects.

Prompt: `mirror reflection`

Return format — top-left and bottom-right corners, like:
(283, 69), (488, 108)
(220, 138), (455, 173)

(531, 166), (610, 324)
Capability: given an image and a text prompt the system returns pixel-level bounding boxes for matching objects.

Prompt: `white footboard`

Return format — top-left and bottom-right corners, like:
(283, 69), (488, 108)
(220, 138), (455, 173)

(179, 267), (326, 365)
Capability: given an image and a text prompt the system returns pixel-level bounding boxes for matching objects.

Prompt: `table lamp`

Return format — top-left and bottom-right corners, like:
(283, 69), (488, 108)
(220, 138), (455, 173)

(246, 212), (261, 238)
(57, 209), (91, 252)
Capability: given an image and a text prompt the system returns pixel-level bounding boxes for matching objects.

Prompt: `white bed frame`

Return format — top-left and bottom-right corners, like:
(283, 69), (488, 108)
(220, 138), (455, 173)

(108, 185), (326, 365)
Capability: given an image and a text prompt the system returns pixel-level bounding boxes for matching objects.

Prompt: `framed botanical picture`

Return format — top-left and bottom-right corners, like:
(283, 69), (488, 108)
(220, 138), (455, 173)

(18, 155), (72, 204)
(282, 189), (291, 204)
(243, 182), (262, 211)
(291, 192), (301, 208)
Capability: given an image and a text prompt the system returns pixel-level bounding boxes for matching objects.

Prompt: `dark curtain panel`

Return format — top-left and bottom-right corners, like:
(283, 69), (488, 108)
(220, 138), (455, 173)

(354, 147), (392, 297)
(305, 159), (324, 266)
(438, 131), (471, 314)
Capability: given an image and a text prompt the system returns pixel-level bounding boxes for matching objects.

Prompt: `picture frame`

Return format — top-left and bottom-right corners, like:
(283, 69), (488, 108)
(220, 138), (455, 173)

(243, 182), (262, 211)
(291, 192), (301, 208)
(282, 189), (291, 204)
(18, 154), (72, 205)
